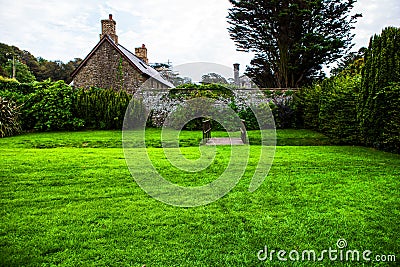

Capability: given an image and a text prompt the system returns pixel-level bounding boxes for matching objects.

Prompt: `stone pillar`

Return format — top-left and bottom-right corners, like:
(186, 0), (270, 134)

(233, 63), (240, 86)
(135, 44), (148, 64)
(100, 14), (118, 44)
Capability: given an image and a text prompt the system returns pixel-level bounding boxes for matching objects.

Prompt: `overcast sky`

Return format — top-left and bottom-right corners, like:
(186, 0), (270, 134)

(1, 0), (399, 75)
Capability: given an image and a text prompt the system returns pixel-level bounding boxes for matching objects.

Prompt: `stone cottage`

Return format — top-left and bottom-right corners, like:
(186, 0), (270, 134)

(71, 14), (173, 93)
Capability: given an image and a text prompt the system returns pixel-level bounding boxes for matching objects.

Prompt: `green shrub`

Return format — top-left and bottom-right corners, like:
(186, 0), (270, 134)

(170, 83), (234, 100)
(294, 74), (361, 144)
(0, 78), (146, 131)
(318, 75), (361, 144)
(0, 76), (36, 94)
(0, 96), (21, 137)
(74, 88), (131, 130)
(24, 80), (83, 131)
(358, 27), (400, 151)
(293, 84), (322, 129)
(370, 83), (400, 153)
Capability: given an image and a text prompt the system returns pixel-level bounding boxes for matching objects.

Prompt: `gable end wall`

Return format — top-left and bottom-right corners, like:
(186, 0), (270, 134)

(73, 41), (167, 93)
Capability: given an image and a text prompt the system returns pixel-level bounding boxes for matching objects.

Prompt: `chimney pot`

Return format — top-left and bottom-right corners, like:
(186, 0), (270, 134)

(135, 45), (148, 64)
(233, 63), (240, 86)
(100, 14), (118, 44)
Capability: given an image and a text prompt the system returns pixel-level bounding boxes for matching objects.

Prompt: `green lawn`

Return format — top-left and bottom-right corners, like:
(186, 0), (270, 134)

(0, 130), (399, 266)
(0, 128), (331, 149)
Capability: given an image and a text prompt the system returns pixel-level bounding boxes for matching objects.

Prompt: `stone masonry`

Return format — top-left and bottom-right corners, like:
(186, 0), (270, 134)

(100, 14), (118, 44)
(73, 40), (146, 93)
(72, 14), (172, 93)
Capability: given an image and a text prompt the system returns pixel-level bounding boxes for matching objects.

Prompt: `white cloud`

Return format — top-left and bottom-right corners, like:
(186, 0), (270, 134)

(352, 0), (400, 50)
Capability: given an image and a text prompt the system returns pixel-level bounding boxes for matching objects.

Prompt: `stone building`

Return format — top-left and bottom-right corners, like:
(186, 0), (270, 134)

(71, 14), (173, 93)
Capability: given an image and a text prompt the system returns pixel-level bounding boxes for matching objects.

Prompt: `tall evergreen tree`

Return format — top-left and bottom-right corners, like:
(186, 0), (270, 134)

(358, 26), (400, 151)
(227, 0), (361, 88)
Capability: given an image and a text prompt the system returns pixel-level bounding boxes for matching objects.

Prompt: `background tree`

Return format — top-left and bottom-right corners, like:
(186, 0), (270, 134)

(151, 62), (192, 86)
(227, 0), (361, 88)
(3, 60), (36, 83)
(201, 73), (228, 84)
(330, 47), (366, 76)
(0, 42), (81, 83)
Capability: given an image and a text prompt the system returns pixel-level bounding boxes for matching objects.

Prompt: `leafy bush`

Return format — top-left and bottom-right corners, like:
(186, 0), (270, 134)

(294, 84), (322, 129)
(269, 96), (295, 129)
(169, 83), (234, 100)
(358, 27), (400, 151)
(294, 74), (361, 144)
(24, 80), (83, 131)
(318, 75), (361, 144)
(0, 96), (21, 137)
(74, 88), (131, 129)
(369, 83), (400, 153)
(0, 76), (36, 94)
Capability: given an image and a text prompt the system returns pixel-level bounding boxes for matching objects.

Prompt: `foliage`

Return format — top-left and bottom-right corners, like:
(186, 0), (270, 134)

(269, 96), (295, 129)
(3, 59), (36, 83)
(201, 72), (228, 84)
(0, 42), (82, 84)
(24, 80), (83, 131)
(318, 75), (361, 144)
(367, 83), (400, 153)
(0, 78), (145, 132)
(293, 84), (322, 129)
(330, 47), (366, 76)
(151, 62), (192, 86)
(295, 74), (361, 144)
(227, 0), (360, 88)
(358, 27), (400, 152)
(170, 83), (234, 100)
(0, 96), (21, 137)
(73, 88), (132, 130)
(294, 26), (400, 152)
(0, 76), (36, 95)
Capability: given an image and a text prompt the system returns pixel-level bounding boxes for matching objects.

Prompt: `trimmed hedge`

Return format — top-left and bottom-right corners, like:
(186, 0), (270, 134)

(0, 79), (142, 134)
(295, 74), (361, 144)
(318, 75), (361, 144)
(74, 88), (131, 130)
(295, 27), (400, 153)
(369, 83), (400, 153)
(358, 27), (400, 151)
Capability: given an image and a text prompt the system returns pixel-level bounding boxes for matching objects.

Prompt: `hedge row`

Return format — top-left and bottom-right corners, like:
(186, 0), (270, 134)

(0, 79), (138, 132)
(295, 75), (361, 144)
(358, 27), (400, 151)
(295, 27), (400, 153)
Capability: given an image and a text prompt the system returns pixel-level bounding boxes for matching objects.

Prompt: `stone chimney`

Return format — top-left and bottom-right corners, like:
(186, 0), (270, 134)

(233, 63), (240, 86)
(100, 14), (118, 44)
(135, 44), (148, 64)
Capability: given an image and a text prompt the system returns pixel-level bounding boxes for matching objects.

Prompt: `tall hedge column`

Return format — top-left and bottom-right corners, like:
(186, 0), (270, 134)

(358, 27), (400, 151)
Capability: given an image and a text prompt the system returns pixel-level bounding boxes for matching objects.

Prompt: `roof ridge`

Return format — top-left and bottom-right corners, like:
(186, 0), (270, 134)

(71, 35), (174, 88)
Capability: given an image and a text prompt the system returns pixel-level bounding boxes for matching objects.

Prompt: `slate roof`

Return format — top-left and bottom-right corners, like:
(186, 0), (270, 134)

(71, 35), (174, 88)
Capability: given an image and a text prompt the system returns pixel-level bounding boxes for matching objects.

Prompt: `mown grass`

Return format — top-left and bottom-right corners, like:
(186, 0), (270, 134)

(0, 130), (399, 266)
(0, 128), (331, 148)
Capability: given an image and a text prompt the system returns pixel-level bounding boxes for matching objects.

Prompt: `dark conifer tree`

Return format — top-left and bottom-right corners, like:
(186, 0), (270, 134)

(227, 0), (361, 87)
